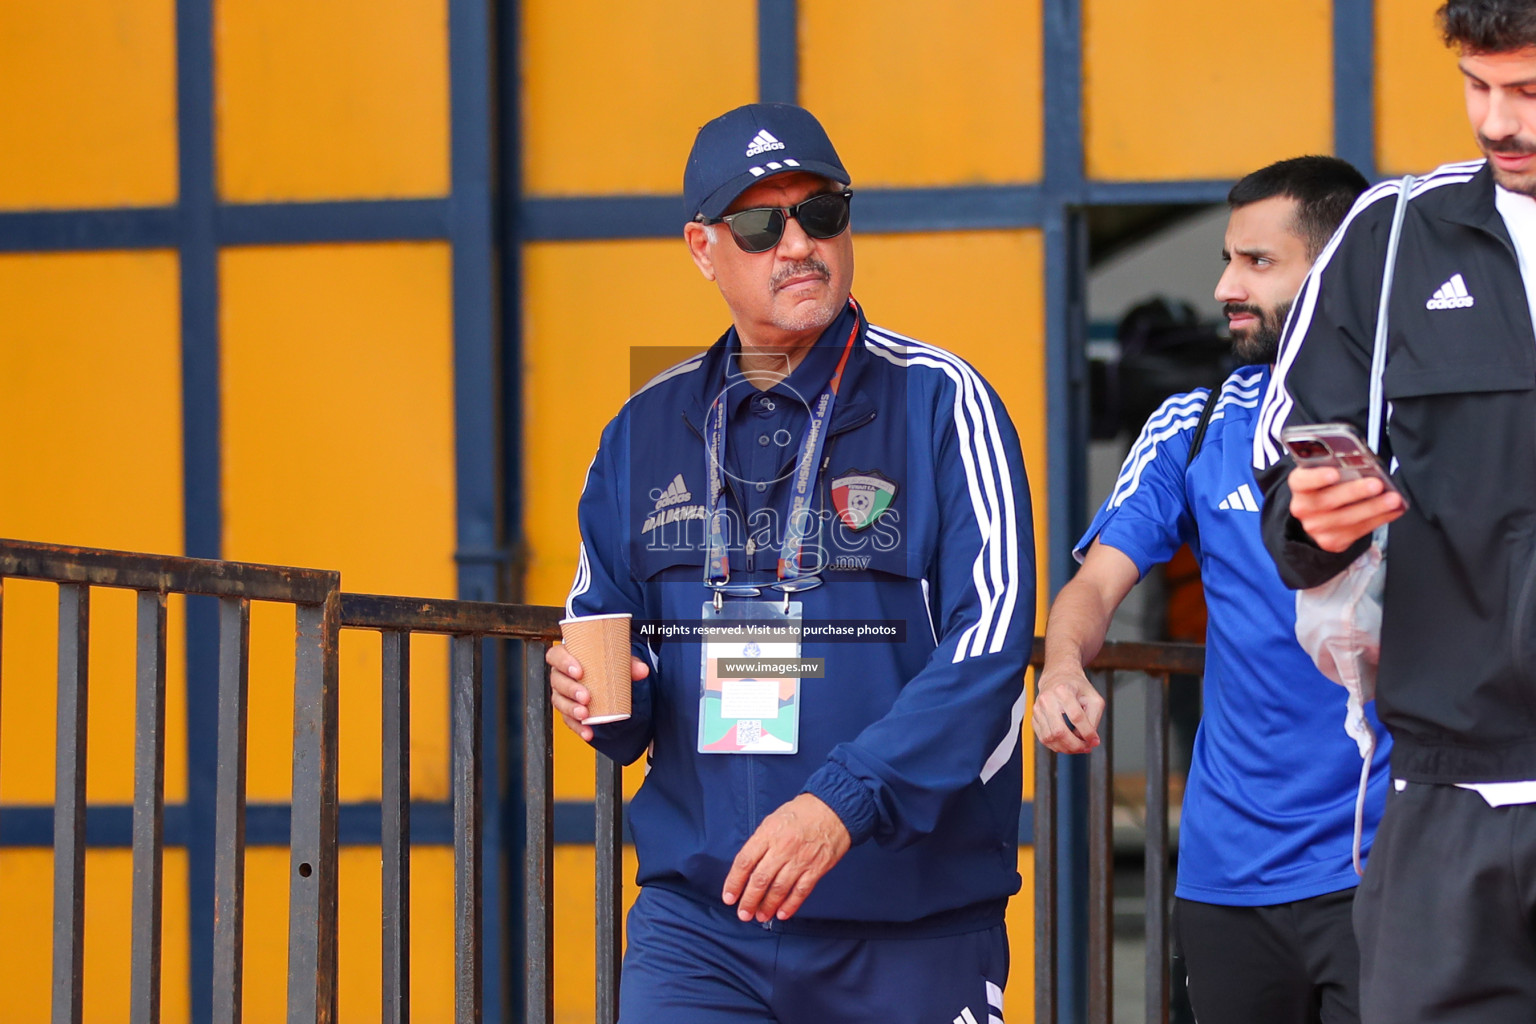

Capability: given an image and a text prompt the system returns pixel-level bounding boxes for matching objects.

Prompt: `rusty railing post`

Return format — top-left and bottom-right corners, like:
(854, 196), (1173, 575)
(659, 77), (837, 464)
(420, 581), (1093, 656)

(52, 582), (90, 1024)
(452, 634), (484, 1024)
(213, 597), (251, 1024)
(595, 754), (623, 1024)
(1087, 669), (1115, 1024)
(1034, 686), (1059, 1024)
(287, 587), (342, 1024)
(523, 640), (554, 1024)
(130, 589), (169, 1024)
(1144, 673), (1171, 1024)
(381, 630), (412, 1024)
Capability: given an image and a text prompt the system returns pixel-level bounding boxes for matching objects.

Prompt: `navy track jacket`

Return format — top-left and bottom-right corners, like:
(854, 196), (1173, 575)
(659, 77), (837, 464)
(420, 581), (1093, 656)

(1257, 161), (1536, 782)
(565, 302), (1035, 930)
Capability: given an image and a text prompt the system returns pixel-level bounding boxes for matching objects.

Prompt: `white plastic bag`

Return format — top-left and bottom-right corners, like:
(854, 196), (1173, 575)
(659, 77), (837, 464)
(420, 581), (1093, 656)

(1294, 524), (1386, 760)
(1296, 535), (1384, 879)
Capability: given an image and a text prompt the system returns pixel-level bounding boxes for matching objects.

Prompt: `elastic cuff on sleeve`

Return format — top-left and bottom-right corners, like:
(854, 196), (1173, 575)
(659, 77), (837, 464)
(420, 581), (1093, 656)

(1279, 519), (1370, 588)
(803, 762), (879, 846)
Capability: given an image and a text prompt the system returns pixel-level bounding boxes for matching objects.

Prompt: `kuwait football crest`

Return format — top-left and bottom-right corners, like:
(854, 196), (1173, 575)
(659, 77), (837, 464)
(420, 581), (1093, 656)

(831, 470), (897, 531)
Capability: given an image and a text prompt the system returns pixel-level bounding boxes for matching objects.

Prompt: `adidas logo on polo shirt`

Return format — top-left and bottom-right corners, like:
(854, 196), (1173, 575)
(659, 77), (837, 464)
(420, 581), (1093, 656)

(1218, 484), (1260, 512)
(642, 474), (705, 535)
(652, 474), (692, 511)
(1426, 273), (1475, 310)
(745, 129), (786, 157)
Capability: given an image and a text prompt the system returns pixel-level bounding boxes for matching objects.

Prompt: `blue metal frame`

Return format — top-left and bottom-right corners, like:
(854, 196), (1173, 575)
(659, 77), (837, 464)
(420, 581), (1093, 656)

(218, 199), (451, 246)
(448, 0), (503, 614)
(446, 0), (511, 1018)
(0, 2), (1383, 1021)
(494, 3), (534, 1021)
(758, 0), (799, 104)
(3, 182), (1249, 251)
(1334, 0), (1378, 182)
(1042, 0), (1093, 1016)
(520, 185), (1049, 240)
(0, 209), (178, 252)
(0, 178), (1247, 253)
(174, 3), (222, 1022)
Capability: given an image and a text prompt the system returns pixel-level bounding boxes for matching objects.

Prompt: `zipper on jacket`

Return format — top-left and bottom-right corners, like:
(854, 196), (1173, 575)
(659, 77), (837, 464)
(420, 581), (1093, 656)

(828, 409), (877, 439)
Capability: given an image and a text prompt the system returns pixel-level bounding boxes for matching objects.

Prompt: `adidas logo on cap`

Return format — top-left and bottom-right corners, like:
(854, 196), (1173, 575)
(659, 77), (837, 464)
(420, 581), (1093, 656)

(745, 129), (786, 158)
(1426, 273), (1475, 310)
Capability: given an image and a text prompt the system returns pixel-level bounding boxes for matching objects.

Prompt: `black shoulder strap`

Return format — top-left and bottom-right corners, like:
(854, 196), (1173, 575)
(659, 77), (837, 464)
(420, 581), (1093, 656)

(1185, 387), (1218, 468)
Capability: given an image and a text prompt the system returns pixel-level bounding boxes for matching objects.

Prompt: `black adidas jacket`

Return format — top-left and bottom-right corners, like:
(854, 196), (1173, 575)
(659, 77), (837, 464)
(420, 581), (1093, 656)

(1255, 159), (1536, 783)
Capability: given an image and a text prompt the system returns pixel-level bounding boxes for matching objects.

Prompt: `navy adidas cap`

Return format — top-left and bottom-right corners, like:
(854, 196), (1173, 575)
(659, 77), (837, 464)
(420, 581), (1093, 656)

(683, 103), (850, 223)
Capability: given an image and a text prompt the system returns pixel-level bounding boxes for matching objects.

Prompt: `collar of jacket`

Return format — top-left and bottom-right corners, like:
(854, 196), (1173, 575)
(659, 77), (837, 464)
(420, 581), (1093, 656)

(1433, 160), (1518, 251)
(680, 298), (879, 438)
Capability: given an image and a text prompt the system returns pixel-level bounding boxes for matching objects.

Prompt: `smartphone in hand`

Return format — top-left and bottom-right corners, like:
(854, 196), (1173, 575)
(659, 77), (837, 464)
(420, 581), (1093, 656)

(1280, 422), (1406, 506)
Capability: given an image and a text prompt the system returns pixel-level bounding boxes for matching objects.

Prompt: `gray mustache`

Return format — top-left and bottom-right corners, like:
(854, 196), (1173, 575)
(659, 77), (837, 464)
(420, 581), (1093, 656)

(771, 260), (831, 293)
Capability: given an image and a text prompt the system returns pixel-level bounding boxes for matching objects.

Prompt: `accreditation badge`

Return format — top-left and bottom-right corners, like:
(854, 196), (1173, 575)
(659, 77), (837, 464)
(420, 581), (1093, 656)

(698, 600), (803, 754)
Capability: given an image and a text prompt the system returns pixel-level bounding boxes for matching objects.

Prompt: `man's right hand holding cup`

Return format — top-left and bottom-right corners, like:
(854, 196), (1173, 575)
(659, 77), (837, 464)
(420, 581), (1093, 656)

(546, 642), (649, 743)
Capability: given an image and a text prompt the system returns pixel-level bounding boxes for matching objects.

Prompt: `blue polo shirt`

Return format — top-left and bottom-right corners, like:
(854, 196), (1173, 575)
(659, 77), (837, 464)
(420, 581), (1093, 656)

(720, 304), (855, 537)
(1079, 366), (1391, 905)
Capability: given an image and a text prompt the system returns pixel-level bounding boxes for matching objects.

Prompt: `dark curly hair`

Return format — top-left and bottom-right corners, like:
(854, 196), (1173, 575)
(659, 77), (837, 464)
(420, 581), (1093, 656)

(1439, 0), (1536, 53)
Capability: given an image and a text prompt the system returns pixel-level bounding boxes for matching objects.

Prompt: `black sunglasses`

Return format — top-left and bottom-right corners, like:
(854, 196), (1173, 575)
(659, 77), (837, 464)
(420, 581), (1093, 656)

(698, 189), (853, 253)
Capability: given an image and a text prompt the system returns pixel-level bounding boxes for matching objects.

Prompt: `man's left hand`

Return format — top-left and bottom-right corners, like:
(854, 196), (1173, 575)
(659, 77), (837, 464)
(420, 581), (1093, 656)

(722, 793), (851, 923)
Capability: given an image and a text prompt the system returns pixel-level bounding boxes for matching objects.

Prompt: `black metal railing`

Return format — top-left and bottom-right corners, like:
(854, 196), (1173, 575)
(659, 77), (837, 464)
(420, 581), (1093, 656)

(334, 593), (569, 1024)
(0, 538), (623, 1024)
(0, 539), (341, 1024)
(1033, 639), (1206, 1024)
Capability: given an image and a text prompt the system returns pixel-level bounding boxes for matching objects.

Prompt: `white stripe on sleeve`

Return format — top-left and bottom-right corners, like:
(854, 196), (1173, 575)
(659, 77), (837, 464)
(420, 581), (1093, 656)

(865, 327), (1021, 659)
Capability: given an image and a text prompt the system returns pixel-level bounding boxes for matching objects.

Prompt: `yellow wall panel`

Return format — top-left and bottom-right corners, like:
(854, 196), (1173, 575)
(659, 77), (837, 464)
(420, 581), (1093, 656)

(0, 582), (188, 805)
(1378, 0), (1479, 175)
(521, 0), (756, 196)
(0, 251), (186, 804)
(233, 606), (448, 804)
(335, 846), (456, 1022)
(0, 251), (183, 550)
(802, 0), (1043, 186)
(243, 846), (457, 1022)
(0, 849), (190, 1023)
(1004, 845), (1035, 1022)
(243, 600), (297, 802)
(1024, 670), (1038, 803)
(222, 243), (456, 800)
(521, 237), (725, 612)
(1085, 0), (1332, 181)
(216, 0), (450, 201)
(241, 849), (291, 1022)
(553, 845), (639, 1024)
(0, 0), (176, 209)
